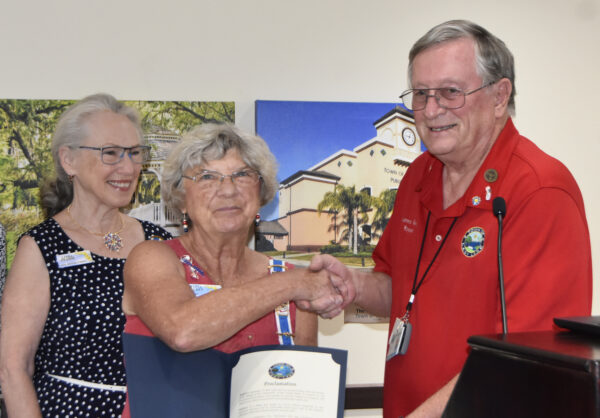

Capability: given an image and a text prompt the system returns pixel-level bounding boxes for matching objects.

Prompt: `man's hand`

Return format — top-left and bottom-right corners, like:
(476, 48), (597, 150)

(296, 254), (357, 318)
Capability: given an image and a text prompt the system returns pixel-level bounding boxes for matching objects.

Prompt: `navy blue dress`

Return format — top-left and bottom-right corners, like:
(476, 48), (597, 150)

(26, 218), (171, 417)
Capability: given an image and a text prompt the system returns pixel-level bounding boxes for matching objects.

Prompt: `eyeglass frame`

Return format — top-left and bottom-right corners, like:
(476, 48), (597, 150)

(399, 80), (498, 111)
(78, 145), (151, 165)
(181, 168), (263, 190)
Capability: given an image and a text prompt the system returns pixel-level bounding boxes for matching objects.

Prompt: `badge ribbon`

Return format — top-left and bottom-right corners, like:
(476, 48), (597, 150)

(269, 259), (294, 346)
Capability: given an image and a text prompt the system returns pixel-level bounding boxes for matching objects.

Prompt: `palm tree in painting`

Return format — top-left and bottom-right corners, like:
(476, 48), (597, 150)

(317, 184), (372, 254)
(371, 188), (397, 239)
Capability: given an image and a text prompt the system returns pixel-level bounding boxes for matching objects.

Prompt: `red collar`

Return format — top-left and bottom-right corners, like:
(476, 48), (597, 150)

(417, 118), (520, 217)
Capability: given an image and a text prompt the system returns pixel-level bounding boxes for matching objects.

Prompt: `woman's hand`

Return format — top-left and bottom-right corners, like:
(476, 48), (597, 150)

(294, 254), (355, 318)
(298, 254), (393, 319)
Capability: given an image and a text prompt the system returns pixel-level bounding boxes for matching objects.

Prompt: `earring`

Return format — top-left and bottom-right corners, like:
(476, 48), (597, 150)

(254, 214), (260, 228)
(182, 213), (189, 233)
(68, 175), (74, 183)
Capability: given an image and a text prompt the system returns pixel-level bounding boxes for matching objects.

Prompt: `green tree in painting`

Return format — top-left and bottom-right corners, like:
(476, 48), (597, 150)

(129, 101), (234, 135)
(0, 99), (73, 267)
(128, 101), (235, 204)
(136, 173), (161, 204)
(317, 184), (372, 254)
(370, 188), (397, 239)
(0, 100), (73, 210)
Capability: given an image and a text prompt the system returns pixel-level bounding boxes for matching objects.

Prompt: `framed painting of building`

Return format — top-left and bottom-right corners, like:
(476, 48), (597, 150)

(255, 100), (425, 322)
(255, 100), (425, 255)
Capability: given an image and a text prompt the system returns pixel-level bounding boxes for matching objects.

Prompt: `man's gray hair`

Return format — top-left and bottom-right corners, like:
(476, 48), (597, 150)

(408, 20), (516, 116)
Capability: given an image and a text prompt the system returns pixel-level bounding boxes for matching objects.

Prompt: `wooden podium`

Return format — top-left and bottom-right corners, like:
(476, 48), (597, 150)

(443, 331), (600, 418)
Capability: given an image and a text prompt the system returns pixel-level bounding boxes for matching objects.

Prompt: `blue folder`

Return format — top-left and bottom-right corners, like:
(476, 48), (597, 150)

(122, 334), (347, 418)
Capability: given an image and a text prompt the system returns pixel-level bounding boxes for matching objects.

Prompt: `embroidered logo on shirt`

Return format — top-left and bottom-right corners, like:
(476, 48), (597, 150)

(461, 227), (485, 257)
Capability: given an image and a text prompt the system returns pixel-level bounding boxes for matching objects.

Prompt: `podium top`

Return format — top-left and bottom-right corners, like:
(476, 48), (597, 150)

(445, 331), (600, 418)
(468, 330), (600, 373)
(554, 315), (600, 336)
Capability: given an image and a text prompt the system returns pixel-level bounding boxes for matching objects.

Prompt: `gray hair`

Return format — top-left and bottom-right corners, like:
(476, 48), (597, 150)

(40, 93), (143, 217)
(408, 20), (516, 116)
(161, 123), (278, 215)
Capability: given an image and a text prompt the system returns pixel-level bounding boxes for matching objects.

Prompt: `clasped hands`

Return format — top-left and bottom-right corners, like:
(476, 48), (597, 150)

(295, 254), (357, 319)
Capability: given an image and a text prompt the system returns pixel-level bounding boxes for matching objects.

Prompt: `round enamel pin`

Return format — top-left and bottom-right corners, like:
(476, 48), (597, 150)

(461, 227), (485, 257)
(484, 169), (498, 183)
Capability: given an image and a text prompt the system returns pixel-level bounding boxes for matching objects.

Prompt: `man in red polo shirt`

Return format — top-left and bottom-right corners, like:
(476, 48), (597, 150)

(306, 19), (592, 418)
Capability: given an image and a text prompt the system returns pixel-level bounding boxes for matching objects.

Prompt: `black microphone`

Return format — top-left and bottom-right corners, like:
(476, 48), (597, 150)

(492, 197), (508, 334)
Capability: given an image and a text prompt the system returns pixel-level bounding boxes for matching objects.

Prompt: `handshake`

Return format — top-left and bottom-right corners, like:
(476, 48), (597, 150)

(294, 254), (358, 319)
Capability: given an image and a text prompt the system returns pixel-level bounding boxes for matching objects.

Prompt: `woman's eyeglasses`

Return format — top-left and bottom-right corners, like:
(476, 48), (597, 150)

(182, 169), (262, 191)
(78, 145), (151, 165)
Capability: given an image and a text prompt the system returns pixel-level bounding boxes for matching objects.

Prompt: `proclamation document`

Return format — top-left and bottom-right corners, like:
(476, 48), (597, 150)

(123, 334), (347, 418)
(230, 348), (345, 418)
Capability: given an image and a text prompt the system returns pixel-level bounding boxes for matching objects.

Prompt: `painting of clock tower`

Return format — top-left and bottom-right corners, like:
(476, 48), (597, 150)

(275, 105), (423, 251)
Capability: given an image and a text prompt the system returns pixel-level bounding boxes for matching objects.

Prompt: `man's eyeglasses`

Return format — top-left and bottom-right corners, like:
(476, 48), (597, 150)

(399, 81), (497, 111)
(78, 145), (151, 165)
(182, 169), (262, 191)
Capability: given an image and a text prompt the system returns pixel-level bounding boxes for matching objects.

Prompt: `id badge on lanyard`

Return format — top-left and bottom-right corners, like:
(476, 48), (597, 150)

(386, 317), (412, 361)
(386, 212), (457, 361)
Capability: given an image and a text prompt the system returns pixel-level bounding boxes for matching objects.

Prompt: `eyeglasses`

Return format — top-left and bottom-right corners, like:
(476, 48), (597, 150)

(399, 81), (497, 111)
(182, 169), (262, 191)
(78, 145), (151, 165)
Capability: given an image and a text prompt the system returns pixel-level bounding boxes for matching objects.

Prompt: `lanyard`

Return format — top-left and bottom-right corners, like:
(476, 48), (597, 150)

(403, 211), (458, 320)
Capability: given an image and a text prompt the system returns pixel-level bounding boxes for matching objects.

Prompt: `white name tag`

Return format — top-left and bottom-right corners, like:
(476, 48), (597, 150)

(56, 250), (94, 268)
(189, 283), (221, 297)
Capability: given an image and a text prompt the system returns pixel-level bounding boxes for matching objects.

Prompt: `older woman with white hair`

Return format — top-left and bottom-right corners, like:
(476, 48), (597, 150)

(0, 94), (171, 417)
(121, 123), (342, 417)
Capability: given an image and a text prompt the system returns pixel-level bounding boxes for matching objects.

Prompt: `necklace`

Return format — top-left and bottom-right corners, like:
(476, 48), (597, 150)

(66, 205), (126, 252)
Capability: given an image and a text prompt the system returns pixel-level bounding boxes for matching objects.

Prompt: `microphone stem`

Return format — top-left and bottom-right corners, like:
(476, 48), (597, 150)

(498, 214), (508, 334)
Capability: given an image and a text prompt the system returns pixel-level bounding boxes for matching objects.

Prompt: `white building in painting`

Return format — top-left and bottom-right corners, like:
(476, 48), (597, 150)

(127, 126), (181, 236)
(275, 106), (423, 251)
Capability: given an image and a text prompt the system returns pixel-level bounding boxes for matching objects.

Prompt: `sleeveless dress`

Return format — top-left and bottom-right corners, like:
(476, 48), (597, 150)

(121, 238), (296, 418)
(27, 217), (171, 417)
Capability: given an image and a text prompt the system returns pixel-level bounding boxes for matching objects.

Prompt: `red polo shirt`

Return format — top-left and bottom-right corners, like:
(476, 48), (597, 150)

(373, 118), (592, 417)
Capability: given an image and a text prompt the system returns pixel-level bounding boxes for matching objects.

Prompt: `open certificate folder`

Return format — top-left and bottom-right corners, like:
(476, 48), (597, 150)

(123, 334), (347, 418)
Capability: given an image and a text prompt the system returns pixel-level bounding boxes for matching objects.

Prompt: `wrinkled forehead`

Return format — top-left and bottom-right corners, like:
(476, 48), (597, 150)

(184, 146), (251, 173)
(81, 111), (142, 147)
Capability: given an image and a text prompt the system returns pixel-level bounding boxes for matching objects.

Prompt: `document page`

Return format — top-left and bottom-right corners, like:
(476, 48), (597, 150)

(230, 349), (342, 418)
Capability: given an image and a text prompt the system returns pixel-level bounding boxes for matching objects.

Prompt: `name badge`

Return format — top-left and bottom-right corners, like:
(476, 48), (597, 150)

(386, 317), (412, 361)
(189, 283), (221, 297)
(56, 250), (94, 268)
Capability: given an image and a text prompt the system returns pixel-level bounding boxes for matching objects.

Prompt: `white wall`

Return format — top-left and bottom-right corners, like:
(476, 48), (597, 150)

(2, 0), (599, 414)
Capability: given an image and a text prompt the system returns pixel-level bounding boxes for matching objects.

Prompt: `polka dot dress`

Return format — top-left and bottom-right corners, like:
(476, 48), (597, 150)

(27, 218), (171, 417)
